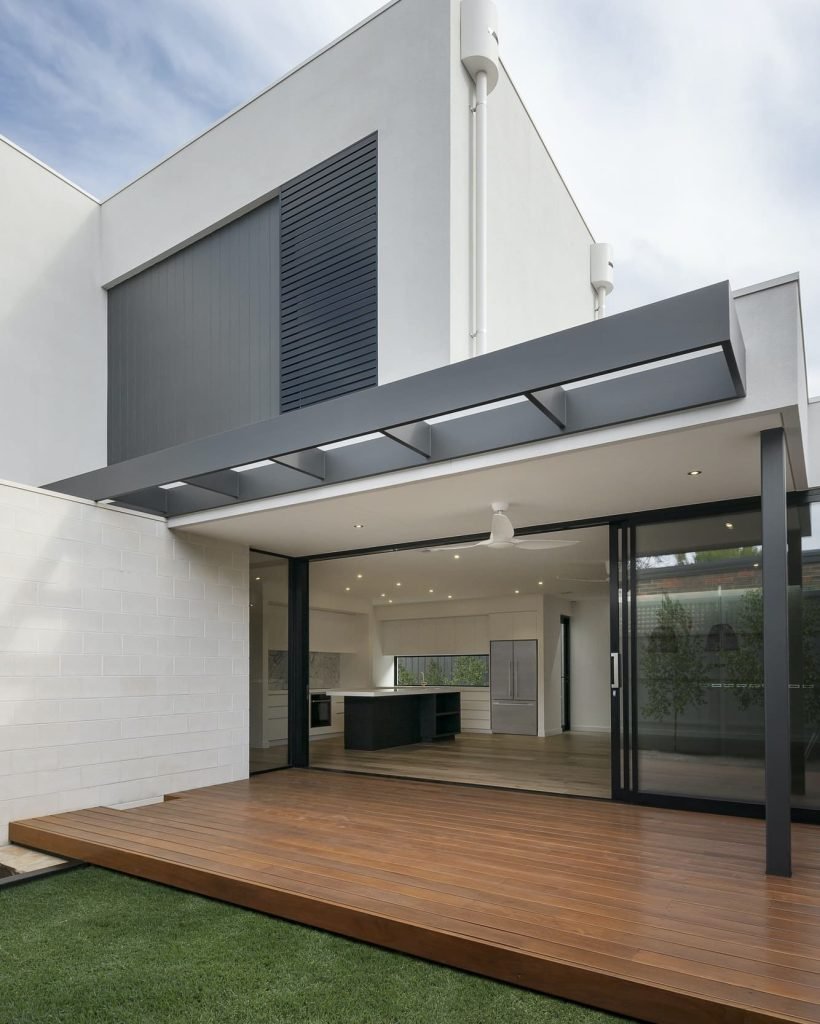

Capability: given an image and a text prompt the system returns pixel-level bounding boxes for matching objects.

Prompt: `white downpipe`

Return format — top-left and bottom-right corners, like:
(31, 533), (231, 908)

(474, 69), (488, 356)
(595, 285), (606, 319)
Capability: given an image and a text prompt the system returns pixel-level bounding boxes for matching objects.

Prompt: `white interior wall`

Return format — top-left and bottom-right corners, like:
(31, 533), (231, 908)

(99, 0), (453, 386)
(568, 597), (610, 732)
(0, 141), (107, 487)
(0, 480), (249, 845)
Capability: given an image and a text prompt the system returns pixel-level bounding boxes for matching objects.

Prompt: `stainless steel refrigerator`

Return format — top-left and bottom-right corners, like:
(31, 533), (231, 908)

(490, 640), (538, 735)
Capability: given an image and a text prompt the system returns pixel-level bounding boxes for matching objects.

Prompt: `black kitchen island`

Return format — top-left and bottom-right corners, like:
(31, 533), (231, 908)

(341, 688), (461, 750)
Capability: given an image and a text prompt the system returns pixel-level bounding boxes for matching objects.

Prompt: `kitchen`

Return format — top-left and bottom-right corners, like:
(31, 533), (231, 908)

(249, 531), (611, 796)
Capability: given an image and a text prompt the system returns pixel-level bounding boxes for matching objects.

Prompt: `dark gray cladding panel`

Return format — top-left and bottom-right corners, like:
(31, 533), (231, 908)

(279, 134), (378, 413)
(107, 198), (281, 463)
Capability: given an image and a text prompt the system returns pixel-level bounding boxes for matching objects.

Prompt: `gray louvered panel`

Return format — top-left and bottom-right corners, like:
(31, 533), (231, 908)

(107, 198), (280, 463)
(280, 134), (378, 414)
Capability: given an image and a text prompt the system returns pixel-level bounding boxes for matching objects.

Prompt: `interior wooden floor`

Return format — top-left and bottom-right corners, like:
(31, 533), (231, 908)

(309, 730), (611, 798)
(11, 770), (820, 1024)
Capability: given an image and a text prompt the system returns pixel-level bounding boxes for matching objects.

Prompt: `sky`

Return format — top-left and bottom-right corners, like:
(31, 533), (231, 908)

(1, 0), (818, 389)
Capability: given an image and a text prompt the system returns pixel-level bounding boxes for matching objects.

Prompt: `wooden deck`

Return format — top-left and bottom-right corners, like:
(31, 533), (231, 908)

(10, 770), (820, 1024)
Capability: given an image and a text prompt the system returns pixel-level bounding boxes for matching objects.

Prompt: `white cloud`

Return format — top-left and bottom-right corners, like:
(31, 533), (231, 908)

(0, 0), (816, 387)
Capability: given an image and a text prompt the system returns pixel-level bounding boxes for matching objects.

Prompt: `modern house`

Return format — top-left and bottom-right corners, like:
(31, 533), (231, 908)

(2, 1), (819, 1018)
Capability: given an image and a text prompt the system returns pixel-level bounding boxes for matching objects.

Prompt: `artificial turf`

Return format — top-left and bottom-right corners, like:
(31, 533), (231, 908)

(0, 866), (634, 1024)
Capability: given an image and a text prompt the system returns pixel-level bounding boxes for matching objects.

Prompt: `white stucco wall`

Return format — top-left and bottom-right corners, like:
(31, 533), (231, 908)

(0, 140), (106, 487)
(99, 0), (453, 387)
(0, 480), (249, 844)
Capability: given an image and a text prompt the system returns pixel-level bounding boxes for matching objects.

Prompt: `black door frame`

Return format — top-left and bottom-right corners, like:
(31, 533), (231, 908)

(250, 489), (819, 823)
(559, 615), (571, 733)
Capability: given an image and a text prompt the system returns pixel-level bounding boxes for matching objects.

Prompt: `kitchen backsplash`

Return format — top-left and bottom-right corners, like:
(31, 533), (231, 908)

(267, 650), (341, 691)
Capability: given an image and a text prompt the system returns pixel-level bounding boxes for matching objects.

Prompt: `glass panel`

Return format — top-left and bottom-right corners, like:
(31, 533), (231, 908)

(395, 655), (489, 687)
(634, 511), (764, 802)
(794, 503), (820, 810)
(249, 551), (289, 773)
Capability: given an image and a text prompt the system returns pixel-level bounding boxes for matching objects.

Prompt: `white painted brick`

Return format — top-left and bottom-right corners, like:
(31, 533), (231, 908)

(174, 618), (204, 637)
(83, 544), (123, 570)
(101, 524), (141, 550)
(174, 578), (205, 601)
(122, 593), (158, 616)
(141, 614), (176, 636)
(0, 481), (248, 842)
(187, 712), (220, 733)
(188, 637), (220, 657)
(122, 635), (157, 656)
(0, 626), (39, 652)
(0, 579), (36, 610)
(138, 655), (175, 676)
(83, 588), (123, 613)
(38, 582), (83, 608)
(123, 551), (159, 575)
(121, 715), (189, 738)
(61, 609), (103, 632)
(36, 630), (85, 655)
(157, 636), (190, 656)
(61, 654), (103, 676)
(158, 596), (188, 618)
(102, 656), (142, 676)
(102, 612), (143, 635)
(84, 634), (124, 655)
(157, 557), (190, 579)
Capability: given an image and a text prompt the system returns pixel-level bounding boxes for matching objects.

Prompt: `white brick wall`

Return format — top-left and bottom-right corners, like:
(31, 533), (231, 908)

(0, 480), (249, 843)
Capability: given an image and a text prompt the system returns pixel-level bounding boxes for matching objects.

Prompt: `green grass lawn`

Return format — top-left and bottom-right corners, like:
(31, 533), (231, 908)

(0, 867), (634, 1024)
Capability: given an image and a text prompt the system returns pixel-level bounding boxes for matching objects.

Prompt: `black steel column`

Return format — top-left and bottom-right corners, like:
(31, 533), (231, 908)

(788, 527), (805, 797)
(287, 558), (310, 767)
(761, 428), (791, 877)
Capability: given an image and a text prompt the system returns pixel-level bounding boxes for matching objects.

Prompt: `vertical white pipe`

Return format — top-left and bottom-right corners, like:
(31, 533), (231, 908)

(596, 285), (606, 319)
(474, 69), (488, 355)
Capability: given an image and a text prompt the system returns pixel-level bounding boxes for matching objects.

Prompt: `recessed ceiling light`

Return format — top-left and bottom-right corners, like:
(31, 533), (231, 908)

(388, 599), (393, 604)
(356, 573), (363, 579)
(396, 582), (402, 587)
(688, 469), (702, 477)
(380, 593), (386, 598)
(538, 580), (543, 586)
(159, 481), (186, 490)
(428, 588), (434, 593)
(255, 576), (261, 581)
(514, 589), (520, 594)
(453, 554), (460, 560)
(345, 586), (351, 591)
(447, 594), (453, 599)
(353, 523), (364, 529)
(725, 521), (735, 530)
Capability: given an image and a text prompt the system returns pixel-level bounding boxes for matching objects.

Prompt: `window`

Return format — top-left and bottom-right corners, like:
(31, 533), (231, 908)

(395, 655), (489, 687)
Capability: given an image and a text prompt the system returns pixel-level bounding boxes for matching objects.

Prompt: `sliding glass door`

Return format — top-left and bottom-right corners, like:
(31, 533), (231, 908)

(612, 511), (766, 808)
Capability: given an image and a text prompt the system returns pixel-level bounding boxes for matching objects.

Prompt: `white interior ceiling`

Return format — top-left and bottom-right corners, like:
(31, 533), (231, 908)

(306, 525), (610, 605)
(176, 413), (786, 559)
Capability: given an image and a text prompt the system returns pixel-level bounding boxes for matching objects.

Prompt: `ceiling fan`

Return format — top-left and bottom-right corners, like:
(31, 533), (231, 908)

(424, 503), (578, 553)
(556, 561), (610, 584)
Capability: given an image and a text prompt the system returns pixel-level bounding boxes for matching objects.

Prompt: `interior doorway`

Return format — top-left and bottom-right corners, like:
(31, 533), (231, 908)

(560, 615), (571, 732)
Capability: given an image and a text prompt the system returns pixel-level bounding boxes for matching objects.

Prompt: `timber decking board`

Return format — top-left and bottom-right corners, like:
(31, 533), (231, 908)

(10, 770), (820, 1024)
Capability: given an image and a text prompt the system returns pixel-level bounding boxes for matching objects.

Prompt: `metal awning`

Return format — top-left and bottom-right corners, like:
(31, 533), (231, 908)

(49, 281), (745, 517)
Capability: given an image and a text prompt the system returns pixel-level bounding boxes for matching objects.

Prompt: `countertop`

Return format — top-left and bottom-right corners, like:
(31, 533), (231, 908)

(308, 687), (454, 698)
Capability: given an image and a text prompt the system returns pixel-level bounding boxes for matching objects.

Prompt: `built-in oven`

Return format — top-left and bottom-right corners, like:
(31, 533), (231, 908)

(310, 692), (331, 728)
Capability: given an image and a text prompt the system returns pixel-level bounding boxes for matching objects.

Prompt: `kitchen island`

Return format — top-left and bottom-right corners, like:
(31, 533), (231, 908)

(341, 688), (461, 750)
